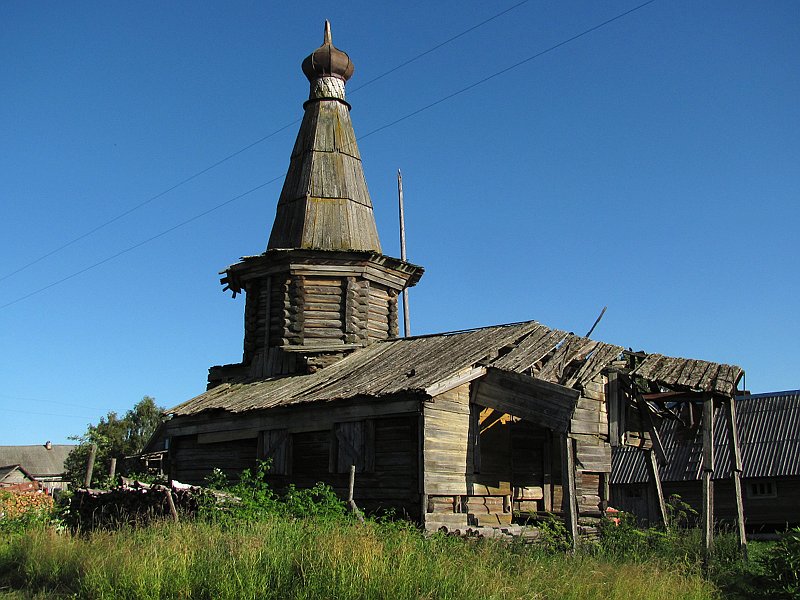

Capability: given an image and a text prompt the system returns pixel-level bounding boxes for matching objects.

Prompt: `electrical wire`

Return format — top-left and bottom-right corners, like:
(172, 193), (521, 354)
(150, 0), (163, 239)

(0, 393), (110, 412)
(0, 0), (531, 283)
(1, 177), (280, 309)
(0, 0), (658, 311)
(3, 407), (95, 419)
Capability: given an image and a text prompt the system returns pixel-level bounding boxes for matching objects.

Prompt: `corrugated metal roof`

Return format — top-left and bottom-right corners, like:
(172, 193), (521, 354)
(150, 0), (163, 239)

(0, 445), (75, 477)
(611, 391), (800, 484)
(170, 319), (740, 418)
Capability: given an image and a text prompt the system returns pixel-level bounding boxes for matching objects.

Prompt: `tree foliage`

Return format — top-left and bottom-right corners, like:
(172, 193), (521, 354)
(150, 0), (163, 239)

(64, 396), (165, 487)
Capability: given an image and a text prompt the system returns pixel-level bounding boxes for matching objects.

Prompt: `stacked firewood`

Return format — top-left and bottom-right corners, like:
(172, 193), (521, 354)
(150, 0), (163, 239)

(65, 480), (208, 530)
(0, 489), (54, 520)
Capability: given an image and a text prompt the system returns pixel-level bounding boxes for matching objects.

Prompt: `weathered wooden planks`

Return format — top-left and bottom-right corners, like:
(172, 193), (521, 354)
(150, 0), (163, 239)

(423, 384), (471, 496)
(473, 368), (578, 433)
(269, 97), (380, 252)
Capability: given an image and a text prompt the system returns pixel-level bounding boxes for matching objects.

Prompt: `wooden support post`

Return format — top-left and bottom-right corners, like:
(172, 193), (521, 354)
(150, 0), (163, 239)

(702, 395), (715, 559)
(639, 396), (668, 465)
(724, 396), (748, 558)
(560, 433), (578, 552)
(646, 449), (669, 530)
(607, 371), (619, 446)
(348, 464), (365, 524)
(164, 487), (179, 523)
(600, 472), (610, 513)
(108, 457), (117, 480)
(397, 169), (411, 337)
(83, 443), (97, 488)
(543, 429), (552, 512)
(262, 276), (272, 360)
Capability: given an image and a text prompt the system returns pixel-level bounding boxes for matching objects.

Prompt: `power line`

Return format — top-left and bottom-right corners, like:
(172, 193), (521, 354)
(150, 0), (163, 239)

(0, 0), (658, 311)
(348, 0), (530, 94)
(0, 122), (298, 285)
(4, 407), (95, 420)
(1, 177), (281, 309)
(357, 0), (659, 143)
(0, 0), (531, 284)
(0, 393), (108, 412)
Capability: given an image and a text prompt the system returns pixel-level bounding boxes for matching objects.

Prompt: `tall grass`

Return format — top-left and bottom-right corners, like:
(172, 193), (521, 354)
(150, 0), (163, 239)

(0, 518), (716, 600)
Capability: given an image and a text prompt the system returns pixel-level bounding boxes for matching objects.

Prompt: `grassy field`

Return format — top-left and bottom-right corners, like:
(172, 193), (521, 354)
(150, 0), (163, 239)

(0, 518), (720, 600)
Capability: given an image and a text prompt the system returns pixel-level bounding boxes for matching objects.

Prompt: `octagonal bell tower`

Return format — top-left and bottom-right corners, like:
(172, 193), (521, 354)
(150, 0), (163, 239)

(209, 22), (424, 387)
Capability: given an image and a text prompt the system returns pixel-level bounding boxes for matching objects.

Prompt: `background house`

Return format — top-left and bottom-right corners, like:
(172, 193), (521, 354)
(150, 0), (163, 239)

(610, 390), (800, 530)
(0, 464), (38, 492)
(0, 442), (75, 493)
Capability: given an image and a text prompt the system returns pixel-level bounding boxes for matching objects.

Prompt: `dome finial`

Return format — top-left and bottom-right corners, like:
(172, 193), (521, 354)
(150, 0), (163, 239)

(302, 20), (354, 84)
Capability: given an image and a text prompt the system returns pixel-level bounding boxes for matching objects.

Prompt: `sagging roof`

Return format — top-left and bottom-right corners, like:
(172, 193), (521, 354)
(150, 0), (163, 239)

(611, 390), (800, 484)
(0, 445), (75, 477)
(169, 319), (740, 417)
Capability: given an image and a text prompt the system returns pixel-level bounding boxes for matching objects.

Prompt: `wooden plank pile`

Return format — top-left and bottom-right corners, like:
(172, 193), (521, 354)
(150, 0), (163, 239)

(65, 480), (207, 530)
(0, 489), (54, 520)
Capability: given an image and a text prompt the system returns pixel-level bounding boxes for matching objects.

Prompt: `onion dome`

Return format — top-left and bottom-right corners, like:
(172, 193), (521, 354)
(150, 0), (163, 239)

(301, 21), (354, 83)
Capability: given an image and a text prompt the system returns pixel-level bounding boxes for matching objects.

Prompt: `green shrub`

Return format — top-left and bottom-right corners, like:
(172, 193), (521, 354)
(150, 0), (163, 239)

(200, 461), (348, 524)
(759, 528), (800, 599)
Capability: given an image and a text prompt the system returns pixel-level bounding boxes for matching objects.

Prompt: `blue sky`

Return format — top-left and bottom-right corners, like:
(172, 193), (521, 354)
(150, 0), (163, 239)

(2, 1), (798, 445)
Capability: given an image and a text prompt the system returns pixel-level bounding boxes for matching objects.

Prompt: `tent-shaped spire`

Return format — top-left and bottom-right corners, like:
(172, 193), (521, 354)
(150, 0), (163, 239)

(267, 21), (381, 252)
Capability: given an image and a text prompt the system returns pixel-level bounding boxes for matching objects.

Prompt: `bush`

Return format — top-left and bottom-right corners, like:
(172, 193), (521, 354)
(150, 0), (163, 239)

(201, 461), (348, 525)
(760, 528), (800, 599)
(0, 491), (55, 534)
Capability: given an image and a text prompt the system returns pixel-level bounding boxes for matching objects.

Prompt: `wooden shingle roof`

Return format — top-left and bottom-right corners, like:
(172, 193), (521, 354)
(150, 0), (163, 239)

(169, 319), (741, 417)
(267, 24), (381, 253)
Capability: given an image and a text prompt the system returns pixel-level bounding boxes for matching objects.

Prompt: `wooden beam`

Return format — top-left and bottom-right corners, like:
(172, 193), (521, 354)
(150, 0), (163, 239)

(197, 429), (260, 444)
(84, 443), (97, 488)
(702, 394), (715, 558)
(646, 449), (669, 530)
(638, 396), (668, 465)
(262, 276), (272, 358)
(474, 368), (579, 433)
(607, 371), (619, 446)
(425, 366), (486, 398)
(543, 429), (552, 512)
(724, 396), (748, 558)
(600, 471), (609, 514)
(560, 433), (578, 552)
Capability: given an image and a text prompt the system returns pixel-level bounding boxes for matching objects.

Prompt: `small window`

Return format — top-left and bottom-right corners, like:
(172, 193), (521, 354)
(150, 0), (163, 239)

(746, 480), (777, 499)
(331, 420), (374, 473)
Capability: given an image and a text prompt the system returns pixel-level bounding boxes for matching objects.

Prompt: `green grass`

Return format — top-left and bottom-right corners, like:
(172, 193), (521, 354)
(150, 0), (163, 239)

(0, 518), (717, 600)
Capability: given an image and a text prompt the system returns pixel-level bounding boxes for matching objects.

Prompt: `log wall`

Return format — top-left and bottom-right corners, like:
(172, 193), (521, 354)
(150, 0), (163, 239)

(167, 407), (421, 519)
(421, 375), (612, 530)
(240, 273), (400, 371)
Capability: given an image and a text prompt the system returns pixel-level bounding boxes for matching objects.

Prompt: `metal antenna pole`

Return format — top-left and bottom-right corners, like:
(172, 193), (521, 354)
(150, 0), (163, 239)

(398, 170), (410, 337)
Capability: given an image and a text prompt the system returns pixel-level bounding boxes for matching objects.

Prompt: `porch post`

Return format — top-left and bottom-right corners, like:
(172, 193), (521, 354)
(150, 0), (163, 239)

(560, 433), (578, 552)
(646, 448), (669, 530)
(724, 395), (748, 558)
(701, 394), (715, 559)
